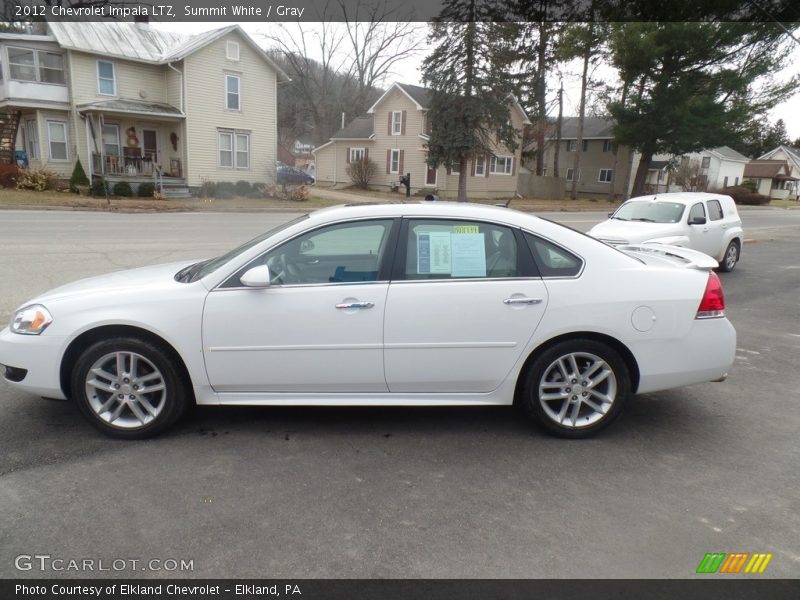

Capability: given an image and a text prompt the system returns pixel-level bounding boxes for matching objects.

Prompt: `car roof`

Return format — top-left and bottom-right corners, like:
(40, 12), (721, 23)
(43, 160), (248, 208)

(306, 201), (539, 225)
(626, 192), (732, 206)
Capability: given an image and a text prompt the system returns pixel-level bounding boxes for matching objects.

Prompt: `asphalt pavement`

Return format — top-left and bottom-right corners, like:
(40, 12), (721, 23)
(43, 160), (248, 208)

(0, 207), (798, 579)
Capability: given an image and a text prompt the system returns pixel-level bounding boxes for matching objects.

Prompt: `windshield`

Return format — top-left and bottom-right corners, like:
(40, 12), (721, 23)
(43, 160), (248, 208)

(612, 201), (685, 224)
(176, 215), (309, 283)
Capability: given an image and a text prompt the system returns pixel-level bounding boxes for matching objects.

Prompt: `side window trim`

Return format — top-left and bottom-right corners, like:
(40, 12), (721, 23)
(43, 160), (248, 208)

(218, 217), (400, 289)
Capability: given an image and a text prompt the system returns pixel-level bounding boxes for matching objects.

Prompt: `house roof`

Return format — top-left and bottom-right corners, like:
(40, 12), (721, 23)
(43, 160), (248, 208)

(47, 22), (289, 81)
(331, 116), (374, 140)
(711, 145), (749, 161)
(758, 144), (800, 166)
(396, 83), (431, 109)
(554, 116), (615, 139)
(77, 98), (185, 118)
(743, 160), (790, 179)
(48, 22), (187, 63)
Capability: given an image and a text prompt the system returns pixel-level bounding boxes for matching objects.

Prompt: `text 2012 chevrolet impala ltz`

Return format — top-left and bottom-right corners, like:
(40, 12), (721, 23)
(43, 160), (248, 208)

(0, 203), (735, 439)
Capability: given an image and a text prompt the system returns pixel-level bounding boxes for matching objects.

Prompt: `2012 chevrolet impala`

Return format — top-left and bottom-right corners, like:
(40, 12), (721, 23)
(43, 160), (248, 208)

(0, 203), (736, 439)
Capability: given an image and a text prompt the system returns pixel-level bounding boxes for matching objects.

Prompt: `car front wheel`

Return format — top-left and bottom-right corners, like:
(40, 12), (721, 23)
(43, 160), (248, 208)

(719, 240), (739, 272)
(71, 337), (189, 439)
(521, 339), (630, 438)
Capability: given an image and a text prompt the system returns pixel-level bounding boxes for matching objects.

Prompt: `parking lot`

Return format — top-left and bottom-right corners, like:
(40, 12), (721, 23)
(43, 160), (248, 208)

(1, 206), (799, 579)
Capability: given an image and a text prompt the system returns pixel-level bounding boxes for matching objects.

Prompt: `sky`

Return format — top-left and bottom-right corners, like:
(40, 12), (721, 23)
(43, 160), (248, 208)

(157, 21), (800, 143)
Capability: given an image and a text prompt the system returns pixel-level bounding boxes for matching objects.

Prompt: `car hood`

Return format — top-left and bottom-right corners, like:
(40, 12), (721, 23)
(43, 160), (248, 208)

(24, 260), (199, 307)
(589, 220), (682, 243)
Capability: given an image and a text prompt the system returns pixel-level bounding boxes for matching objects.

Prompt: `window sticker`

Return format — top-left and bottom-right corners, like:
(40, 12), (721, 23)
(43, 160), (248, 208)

(451, 233), (486, 277)
(453, 225), (480, 234)
(417, 231), (452, 274)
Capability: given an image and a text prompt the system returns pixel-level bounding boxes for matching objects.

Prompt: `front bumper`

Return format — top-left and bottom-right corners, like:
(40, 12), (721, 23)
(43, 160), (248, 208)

(0, 326), (68, 399)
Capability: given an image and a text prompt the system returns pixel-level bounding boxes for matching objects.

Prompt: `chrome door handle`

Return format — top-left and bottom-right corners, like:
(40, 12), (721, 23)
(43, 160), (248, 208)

(335, 301), (374, 309)
(503, 297), (542, 305)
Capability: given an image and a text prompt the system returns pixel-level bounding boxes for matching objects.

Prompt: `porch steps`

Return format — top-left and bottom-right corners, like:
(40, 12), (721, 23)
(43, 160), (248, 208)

(162, 184), (191, 199)
(0, 110), (22, 164)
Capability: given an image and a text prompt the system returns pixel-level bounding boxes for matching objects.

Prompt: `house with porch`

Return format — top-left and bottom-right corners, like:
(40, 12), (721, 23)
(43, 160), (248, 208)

(1, 22), (287, 196)
(743, 159), (799, 200)
(312, 82), (530, 199)
(752, 145), (800, 200)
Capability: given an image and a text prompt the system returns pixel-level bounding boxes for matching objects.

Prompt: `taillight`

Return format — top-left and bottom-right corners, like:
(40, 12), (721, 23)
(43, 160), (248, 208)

(696, 271), (725, 319)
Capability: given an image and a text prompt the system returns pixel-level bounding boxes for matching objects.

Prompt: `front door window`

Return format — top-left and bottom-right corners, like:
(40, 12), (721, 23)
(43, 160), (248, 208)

(142, 130), (158, 163)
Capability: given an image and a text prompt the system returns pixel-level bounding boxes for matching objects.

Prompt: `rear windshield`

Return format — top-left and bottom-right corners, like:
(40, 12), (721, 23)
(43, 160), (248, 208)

(612, 201), (685, 224)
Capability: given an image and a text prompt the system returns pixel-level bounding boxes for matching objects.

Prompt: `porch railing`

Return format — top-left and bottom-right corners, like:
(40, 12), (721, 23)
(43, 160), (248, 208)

(91, 153), (156, 177)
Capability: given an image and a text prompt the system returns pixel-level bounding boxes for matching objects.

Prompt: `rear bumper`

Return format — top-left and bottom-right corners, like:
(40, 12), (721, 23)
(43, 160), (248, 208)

(633, 317), (736, 394)
(0, 326), (67, 399)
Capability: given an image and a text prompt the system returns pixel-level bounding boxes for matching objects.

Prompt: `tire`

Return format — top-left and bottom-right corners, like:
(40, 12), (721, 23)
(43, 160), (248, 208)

(521, 339), (630, 439)
(70, 337), (189, 439)
(718, 240), (739, 272)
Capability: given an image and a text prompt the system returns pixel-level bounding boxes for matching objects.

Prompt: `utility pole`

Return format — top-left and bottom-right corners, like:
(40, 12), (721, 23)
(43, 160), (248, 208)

(554, 81), (563, 178)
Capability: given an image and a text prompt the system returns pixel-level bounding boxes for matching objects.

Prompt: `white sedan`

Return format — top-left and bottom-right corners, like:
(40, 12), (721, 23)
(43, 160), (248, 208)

(0, 203), (736, 439)
(589, 192), (744, 272)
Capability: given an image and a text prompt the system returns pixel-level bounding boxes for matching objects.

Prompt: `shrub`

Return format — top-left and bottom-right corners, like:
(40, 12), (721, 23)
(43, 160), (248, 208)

(216, 181), (235, 199)
(235, 180), (252, 196)
(137, 182), (156, 197)
(739, 179), (758, 193)
(113, 181), (133, 197)
(91, 177), (110, 197)
(283, 185), (309, 202)
(346, 157), (378, 189)
(16, 167), (57, 191)
(0, 164), (19, 188)
(69, 159), (90, 192)
(722, 186), (770, 206)
(198, 180), (217, 198)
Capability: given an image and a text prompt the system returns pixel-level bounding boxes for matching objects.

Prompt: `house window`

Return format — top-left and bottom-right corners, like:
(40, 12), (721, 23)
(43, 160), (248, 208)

(102, 124), (120, 156)
(490, 155), (513, 175)
(390, 149), (400, 174)
(391, 111), (402, 135)
(8, 48), (35, 81)
(450, 163), (460, 175)
(582, 139), (589, 152)
(47, 121), (68, 161)
(603, 139), (613, 152)
(734, 177), (739, 186)
(701, 156), (711, 169)
(25, 119), (39, 160)
(226, 41), (240, 61)
(38, 52), (65, 84)
(350, 148), (365, 162)
(218, 130), (250, 168)
(226, 74), (241, 110)
(475, 155), (486, 176)
(598, 169), (613, 183)
(566, 168), (580, 181)
(97, 60), (116, 95)
(566, 140), (576, 152)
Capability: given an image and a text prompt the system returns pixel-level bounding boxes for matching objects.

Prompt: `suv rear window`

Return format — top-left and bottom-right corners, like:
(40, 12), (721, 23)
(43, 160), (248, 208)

(707, 199), (724, 221)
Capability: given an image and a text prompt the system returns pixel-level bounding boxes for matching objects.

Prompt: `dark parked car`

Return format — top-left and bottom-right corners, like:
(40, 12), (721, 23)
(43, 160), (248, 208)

(277, 164), (314, 186)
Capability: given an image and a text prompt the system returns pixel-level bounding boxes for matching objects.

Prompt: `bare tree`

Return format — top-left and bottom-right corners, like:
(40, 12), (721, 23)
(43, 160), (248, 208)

(672, 158), (702, 192)
(263, 0), (424, 145)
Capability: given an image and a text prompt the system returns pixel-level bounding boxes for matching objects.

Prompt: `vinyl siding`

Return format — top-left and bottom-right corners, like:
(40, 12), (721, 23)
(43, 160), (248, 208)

(541, 138), (633, 197)
(183, 31), (277, 187)
(68, 50), (168, 105)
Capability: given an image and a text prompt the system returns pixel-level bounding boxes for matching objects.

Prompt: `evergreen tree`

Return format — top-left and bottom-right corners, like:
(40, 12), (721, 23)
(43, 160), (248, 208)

(422, 0), (519, 201)
(607, 22), (797, 197)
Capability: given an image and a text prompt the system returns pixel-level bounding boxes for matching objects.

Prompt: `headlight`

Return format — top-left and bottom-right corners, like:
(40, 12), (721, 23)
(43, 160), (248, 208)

(10, 305), (53, 335)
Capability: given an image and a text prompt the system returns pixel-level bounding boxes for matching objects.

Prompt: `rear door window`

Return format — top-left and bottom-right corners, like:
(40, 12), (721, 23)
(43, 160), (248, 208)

(707, 199), (723, 221)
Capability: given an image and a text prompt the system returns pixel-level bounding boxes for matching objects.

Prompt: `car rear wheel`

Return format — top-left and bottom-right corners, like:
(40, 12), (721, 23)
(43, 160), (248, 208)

(70, 337), (188, 439)
(521, 339), (630, 438)
(719, 240), (739, 272)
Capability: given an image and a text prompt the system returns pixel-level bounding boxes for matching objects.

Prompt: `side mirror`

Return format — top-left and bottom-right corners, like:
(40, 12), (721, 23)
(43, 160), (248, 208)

(240, 265), (271, 288)
(608, 212), (615, 218)
(300, 239), (315, 253)
(688, 216), (707, 225)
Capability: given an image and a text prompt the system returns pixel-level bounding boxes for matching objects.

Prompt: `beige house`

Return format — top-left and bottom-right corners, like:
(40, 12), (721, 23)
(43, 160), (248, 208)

(531, 116), (634, 198)
(1, 22), (287, 196)
(743, 160), (799, 200)
(752, 145), (800, 199)
(313, 82), (530, 199)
